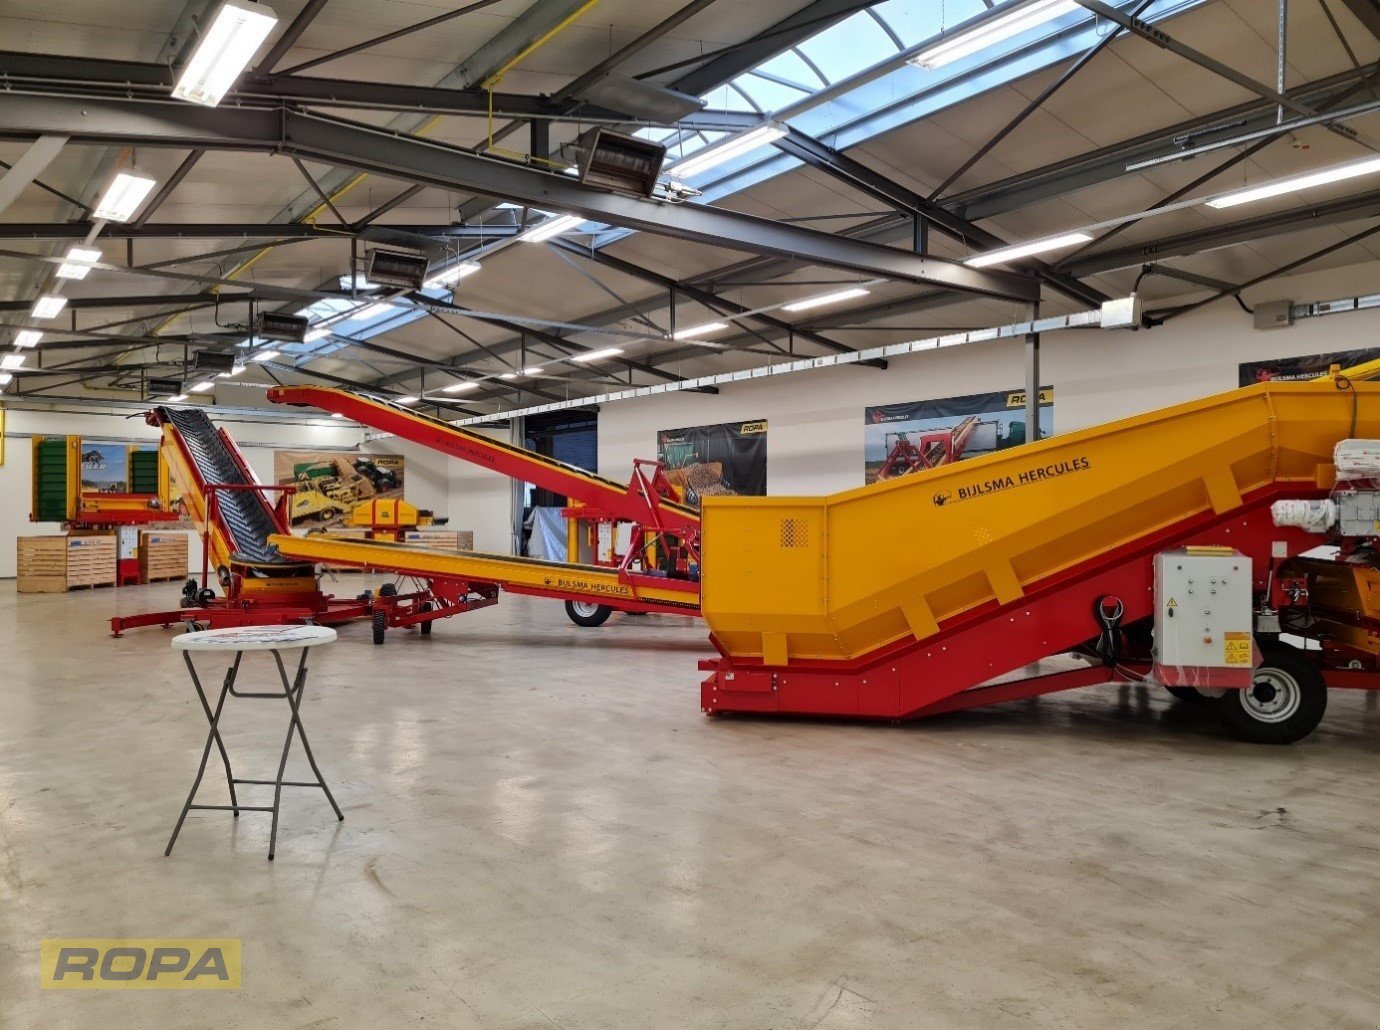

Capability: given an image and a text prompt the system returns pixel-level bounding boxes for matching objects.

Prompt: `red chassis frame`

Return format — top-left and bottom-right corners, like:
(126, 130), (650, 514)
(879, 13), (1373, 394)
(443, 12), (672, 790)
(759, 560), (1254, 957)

(700, 485), (1380, 720)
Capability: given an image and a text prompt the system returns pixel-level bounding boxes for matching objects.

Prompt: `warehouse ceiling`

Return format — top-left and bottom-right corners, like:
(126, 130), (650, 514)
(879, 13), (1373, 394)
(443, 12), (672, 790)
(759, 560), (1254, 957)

(3, 0), (1380, 417)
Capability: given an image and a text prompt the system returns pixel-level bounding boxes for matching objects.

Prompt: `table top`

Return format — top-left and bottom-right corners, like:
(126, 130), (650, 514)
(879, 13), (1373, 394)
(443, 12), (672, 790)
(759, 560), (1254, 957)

(172, 625), (338, 652)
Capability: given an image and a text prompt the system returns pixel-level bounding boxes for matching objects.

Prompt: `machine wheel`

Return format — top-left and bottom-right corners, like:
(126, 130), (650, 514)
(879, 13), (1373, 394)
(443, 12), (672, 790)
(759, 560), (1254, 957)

(197, 588), (217, 607)
(379, 582), (398, 597)
(317, 509), (340, 523)
(1218, 645), (1327, 745)
(419, 602), (434, 636)
(565, 600), (612, 627)
(372, 610), (387, 645)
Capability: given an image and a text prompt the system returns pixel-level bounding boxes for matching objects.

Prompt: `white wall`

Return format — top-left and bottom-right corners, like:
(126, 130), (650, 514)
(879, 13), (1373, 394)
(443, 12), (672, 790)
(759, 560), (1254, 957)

(598, 261), (1380, 499)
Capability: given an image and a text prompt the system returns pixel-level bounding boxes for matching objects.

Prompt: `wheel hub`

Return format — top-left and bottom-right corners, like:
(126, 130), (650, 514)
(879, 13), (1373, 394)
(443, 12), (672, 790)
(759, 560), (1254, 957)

(1243, 669), (1301, 723)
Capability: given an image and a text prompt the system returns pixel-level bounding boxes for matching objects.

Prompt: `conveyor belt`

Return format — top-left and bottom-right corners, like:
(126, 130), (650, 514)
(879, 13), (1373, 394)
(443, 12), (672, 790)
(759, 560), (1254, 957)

(155, 406), (286, 565)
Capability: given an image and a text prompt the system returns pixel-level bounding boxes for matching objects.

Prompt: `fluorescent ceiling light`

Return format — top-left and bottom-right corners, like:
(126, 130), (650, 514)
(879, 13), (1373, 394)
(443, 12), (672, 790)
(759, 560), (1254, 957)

(395, 395), (418, 405)
(56, 246), (102, 280)
(523, 366), (545, 376)
(572, 347), (624, 363)
(14, 330), (42, 348)
(168, 393), (188, 402)
(31, 295), (68, 319)
(965, 231), (1092, 268)
(908, 0), (1080, 69)
(172, 0), (279, 107)
(424, 261), (482, 289)
(1205, 156), (1380, 209)
(499, 372), (517, 380)
(190, 380), (216, 393)
(782, 287), (871, 312)
(93, 169), (158, 222)
(353, 302), (397, 321)
(442, 381), (479, 393)
(518, 213), (585, 243)
(665, 122), (788, 179)
(252, 348), (279, 362)
(0, 373), (15, 386)
(304, 326), (331, 342)
(673, 321), (729, 340)
(1, 353), (26, 370)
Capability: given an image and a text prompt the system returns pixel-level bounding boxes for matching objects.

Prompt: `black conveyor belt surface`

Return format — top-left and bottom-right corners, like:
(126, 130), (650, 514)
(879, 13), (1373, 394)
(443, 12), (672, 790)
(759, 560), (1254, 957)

(157, 406), (287, 565)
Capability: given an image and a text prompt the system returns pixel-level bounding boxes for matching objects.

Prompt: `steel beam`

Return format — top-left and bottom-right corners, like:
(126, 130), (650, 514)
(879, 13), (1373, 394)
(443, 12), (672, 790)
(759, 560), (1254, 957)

(0, 94), (1037, 300)
(0, 134), (67, 216)
(0, 222), (513, 240)
(1339, 0), (1380, 39)
(775, 129), (1106, 308)
(1059, 190), (1380, 277)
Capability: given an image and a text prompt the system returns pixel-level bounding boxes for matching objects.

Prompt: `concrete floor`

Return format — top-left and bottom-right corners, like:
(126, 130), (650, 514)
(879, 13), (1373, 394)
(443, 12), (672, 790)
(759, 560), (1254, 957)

(1, 579), (1379, 1029)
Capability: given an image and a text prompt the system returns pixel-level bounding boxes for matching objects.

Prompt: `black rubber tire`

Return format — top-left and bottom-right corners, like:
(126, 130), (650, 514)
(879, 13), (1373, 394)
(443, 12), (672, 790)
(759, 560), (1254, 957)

(1165, 685), (1211, 704)
(419, 601), (433, 636)
(379, 582), (398, 597)
(372, 609), (387, 645)
(1218, 644), (1327, 744)
(565, 600), (612, 627)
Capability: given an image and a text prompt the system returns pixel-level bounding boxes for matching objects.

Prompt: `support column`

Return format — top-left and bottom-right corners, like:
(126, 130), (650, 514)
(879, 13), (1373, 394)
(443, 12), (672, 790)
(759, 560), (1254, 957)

(1025, 301), (1041, 444)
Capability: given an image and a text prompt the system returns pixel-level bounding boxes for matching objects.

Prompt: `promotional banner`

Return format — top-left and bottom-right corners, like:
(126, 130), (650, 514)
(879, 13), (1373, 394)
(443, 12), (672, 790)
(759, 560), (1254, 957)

(273, 450), (405, 528)
(79, 442), (133, 493)
(657, 419), (767, 507)
(1238, 347), (1380, 386)
(864, 387), (1053, 485)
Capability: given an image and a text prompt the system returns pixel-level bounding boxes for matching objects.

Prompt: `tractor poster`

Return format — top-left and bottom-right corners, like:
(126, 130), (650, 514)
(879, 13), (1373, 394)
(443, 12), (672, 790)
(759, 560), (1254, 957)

(864, 387), (1053, 485)
(273, 450), (405, 529)
(1238, 347), (1380, 386)
(657, 419), (767, 507)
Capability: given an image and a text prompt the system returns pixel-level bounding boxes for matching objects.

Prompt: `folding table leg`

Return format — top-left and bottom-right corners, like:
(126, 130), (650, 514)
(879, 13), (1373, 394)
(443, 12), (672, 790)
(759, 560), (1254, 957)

(165, 650), (242, 857)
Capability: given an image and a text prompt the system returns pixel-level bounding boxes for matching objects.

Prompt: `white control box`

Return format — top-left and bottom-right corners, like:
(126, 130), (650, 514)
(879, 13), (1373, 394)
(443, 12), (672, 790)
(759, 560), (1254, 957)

(1153, 549), (1254, 686)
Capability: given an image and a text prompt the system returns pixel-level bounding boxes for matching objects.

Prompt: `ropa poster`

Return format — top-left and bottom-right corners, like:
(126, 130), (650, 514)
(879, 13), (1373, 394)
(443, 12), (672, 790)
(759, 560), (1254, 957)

(864, 387), (1053, 485)
(657, 419), (767, 507)
(273, 450), (405, 528)
(79, 442), (130, 493)
(1238, 347), (1380, 386)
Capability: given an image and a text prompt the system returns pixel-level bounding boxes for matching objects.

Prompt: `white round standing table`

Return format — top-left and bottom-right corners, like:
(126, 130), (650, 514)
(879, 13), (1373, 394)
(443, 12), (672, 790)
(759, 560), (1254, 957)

(167, 625), (343, 860)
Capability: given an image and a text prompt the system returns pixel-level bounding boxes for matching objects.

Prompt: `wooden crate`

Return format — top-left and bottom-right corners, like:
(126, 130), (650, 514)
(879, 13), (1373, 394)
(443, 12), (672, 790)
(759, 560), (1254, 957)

(17, 535), (117, 593)
(138, 531), (189, 583)
(401, 530), (474, 552)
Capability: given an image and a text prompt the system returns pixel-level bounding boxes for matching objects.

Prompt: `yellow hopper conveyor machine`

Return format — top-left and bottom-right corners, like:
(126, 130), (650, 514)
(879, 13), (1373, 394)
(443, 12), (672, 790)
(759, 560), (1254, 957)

(697, 362), (1380, 743)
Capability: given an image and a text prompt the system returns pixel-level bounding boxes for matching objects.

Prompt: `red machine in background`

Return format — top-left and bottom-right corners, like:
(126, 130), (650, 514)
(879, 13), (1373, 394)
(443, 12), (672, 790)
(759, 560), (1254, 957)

(875, 415), (979, 480)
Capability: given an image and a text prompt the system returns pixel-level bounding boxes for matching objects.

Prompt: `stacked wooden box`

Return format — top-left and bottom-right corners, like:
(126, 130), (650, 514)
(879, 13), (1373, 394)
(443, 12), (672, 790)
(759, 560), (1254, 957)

(401, 530), (474, 552)
(17, 535), (117, 593)
(138, 531), (189, 583)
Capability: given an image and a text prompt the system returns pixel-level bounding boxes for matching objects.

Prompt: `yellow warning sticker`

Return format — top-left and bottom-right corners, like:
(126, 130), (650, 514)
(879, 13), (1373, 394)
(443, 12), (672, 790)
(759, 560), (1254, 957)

(1224, 631), (1252, 666)
(1167, 597), (1178, 608)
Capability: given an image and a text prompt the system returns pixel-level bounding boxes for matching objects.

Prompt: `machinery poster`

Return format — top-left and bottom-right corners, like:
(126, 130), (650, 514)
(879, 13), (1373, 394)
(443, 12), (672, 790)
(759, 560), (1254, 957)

(864, 387), (1053, 484)
(657, 419), (767, 507)
(273, 450), (405, 529)
(1238, 347), (1380, 386)
(81, 441), (137, 493)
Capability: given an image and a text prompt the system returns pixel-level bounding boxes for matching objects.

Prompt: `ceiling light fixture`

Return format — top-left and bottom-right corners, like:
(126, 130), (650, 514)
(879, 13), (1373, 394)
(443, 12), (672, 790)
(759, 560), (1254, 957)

(395, 395), (418, 405)
(31, 295), (68, 319)
(517, 213), (585, 243)
(499, 372), (517, 380)
(964, 231), (1092, 268)
(93, 169), (158, 222)
(523, 366), (545, 376)
(171, 0), (279, 107)
(442, 381), (480, 393)
(424, 261), (483, 289)
(664, 122), (788, 179)
(1205, 156), (1380, 209)
(572, 347), (624, 362)
(782, 287), (872, 312)
(2, 353), (26, 370)
(908, 0), (1080, 70)
(14, 330), (42, 348)
(673, 321), (729, 340)
(56, 246), (102, 280)
(0, 373), (12, 386)
(190, 380), (216, 393)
